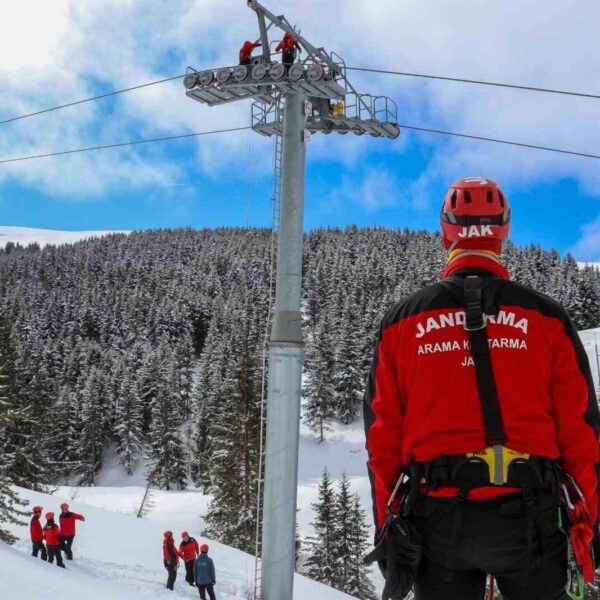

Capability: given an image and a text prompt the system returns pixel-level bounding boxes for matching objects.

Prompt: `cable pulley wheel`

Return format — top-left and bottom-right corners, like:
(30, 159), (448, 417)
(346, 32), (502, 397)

(183, 74), (198, 90)
(288, 63), (305, 81)
(198, 71), (215, 86)
(252, 64), (268, 81)
(269, 63), (285, 81)
(306, 64), (325, 82)
(233, 66), (249, 82)
(217, 68), (232, 84)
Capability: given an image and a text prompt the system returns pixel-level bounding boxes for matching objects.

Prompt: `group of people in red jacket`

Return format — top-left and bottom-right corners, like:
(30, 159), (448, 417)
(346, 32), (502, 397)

(239, 31), (302, 69)
(163, 530), (217, 599)
(30, 502), (86, 568)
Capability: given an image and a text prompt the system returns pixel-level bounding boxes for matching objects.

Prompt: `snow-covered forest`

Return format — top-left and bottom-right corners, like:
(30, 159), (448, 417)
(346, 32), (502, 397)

(1, 227), (599, 573)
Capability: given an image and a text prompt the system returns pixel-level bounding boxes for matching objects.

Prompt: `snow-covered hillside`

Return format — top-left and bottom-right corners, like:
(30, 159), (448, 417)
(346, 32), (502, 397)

(1, 486), (355, 600)
(0, 226), (129, 248)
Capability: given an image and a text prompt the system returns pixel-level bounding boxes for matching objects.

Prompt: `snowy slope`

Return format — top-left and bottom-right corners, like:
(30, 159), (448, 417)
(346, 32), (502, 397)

(0, 226), (129, 248)
(2, 486), (356, 600)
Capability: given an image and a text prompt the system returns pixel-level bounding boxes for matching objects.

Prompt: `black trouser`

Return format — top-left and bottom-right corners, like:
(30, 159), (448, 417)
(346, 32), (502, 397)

(47, 545), (65, 567)
(197, 583), (216, 600)
(61, 535), (74, 559)
(164, 561), (177, 590)
(184, 560), (195, 586)
(411, 491), (568, 600)
(32, 541), (47, 561)
(282, 49), (296, 71)
(240, 58), (251, 66)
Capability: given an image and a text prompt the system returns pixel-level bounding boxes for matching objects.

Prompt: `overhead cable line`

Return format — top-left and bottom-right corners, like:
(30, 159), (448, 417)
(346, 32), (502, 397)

(0, 73), (186, 126)
(347, 66), (600, 100)
(0, 126), (251, 164)
(2, 66), (599, 129)
(0, 124), (597, 165)
(398, 124), (600, 160)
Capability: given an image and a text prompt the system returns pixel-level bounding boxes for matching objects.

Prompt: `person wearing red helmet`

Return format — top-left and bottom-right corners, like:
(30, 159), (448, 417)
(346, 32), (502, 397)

(179, 531), (200, 586)
(43, 512), (65, 568)
(30, 506), (47, 561)
(163, 530), (179, 590)
(194, 544), (216, 600)
(364, 178), (600, 599)
(58, 502), (85, 560)
(239, 40), (261, 65)
(275, 31), (301, 71)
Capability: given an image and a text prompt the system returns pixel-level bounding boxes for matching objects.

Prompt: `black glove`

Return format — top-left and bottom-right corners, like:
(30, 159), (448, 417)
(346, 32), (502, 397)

(364, 513), (422, 600)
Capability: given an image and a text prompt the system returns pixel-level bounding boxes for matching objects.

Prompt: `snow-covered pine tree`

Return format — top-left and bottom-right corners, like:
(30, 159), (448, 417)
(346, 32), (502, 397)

(114, 368), (144, 475)
(304, 318), (336, 441)
(304, 468), (337, 586)
(0, 477), (27, 545)
(345, 493), (377, 600)
(203, 334), (260, 553)
(146, 359), (187, 490)
(331, 472), (353, 589)
(78, 368), (105, 485)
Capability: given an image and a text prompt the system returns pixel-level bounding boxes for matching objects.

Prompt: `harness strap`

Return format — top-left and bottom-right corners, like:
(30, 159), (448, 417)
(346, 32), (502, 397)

(463, 276), (507, 447)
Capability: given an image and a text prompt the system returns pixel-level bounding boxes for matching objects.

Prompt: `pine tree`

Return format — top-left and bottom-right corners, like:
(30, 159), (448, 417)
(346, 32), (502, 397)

(146, 361), (187, 490)
(78, 368), (105, 485)
(0, 478), (27, 544)
(346, 493), (377, 600)
(114, 369), (144, 475)
(304, 468), (337, 586)
(203, 336), (260, 553)
(331, 473), (353, 589)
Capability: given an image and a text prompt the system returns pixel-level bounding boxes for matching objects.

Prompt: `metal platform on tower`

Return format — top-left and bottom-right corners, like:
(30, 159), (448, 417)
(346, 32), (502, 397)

(184, 2), (400, 139)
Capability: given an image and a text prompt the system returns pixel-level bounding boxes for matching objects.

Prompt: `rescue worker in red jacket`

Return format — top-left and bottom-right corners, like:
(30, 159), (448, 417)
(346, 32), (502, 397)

(30, 505), (47, 561)
(239, 40), (261, 65)
(163, 530), (179, 590)
(275, 32), (301, 71)
(179, 531), (200, 586)
(43, 512), (65, 568)
(58, 502), (85, 560)
(364, 177), (600, 600)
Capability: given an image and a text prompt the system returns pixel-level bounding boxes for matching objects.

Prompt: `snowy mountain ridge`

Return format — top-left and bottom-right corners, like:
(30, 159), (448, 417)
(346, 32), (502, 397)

(0, 225), (129, 248)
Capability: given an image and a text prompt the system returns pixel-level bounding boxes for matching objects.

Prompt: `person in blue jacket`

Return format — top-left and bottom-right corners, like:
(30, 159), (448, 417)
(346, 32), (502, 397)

(194, 544), (216, 600)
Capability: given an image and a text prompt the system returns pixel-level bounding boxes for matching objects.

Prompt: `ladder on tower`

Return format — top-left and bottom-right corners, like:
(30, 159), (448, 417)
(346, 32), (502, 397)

(253, 121), (283, 600)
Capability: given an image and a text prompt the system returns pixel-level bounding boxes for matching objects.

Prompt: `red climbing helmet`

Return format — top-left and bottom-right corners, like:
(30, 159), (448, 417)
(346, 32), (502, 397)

(60, 502), (69, 510)
(32, 506), (42, 513)
(440, 177), (510, 252)
(164, 530), (173, 539)
(181, 531), (189, 539)
(200, 544), (209, 553)
(45, 512), (54, 520)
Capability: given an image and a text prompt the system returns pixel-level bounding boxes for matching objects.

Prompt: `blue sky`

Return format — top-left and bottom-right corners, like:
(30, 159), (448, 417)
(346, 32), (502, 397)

(1, 0), (599, 260)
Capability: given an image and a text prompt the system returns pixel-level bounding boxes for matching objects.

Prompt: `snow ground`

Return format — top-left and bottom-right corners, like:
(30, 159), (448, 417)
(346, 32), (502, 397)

(0, 225), (129, 248)
(3, 486), (355, 600)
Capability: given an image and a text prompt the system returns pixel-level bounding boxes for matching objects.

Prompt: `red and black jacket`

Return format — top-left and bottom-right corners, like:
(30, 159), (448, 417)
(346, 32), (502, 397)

(163, 539), (179, 565)
(43, 521), (62, 546)
(364, 255), (600, 531)
(179, 537), (200, 562)
(30, 515), (43, 543)
(59, 511), (84, 537)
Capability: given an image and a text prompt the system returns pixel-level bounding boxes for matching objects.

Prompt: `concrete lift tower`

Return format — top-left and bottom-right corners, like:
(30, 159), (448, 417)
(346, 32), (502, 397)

(184, 2), (400, 598)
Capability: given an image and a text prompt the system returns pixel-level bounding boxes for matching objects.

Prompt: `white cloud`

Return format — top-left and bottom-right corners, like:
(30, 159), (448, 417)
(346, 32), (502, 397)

(570, 216), (600, 262)
(0, 0), (598, 203)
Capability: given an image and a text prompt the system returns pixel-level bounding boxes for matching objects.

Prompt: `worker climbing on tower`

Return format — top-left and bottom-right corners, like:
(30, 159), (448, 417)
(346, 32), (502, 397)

(239, 40), (261, 65)
(364, 177), (600, 599)
(179, 531), (200, 586)
(58, 502), (85, 560)
(275, 32), (301, 71)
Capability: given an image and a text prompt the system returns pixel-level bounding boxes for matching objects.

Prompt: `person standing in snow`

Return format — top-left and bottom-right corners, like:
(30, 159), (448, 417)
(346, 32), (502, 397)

(30, 505), (47, 561)
(179, 531), (200, 586)
(58, 502), (85, 560)
(364, 177), (600, 599)
(194, 544), (216, 600)
(43, 512), (65, 568)
(163, 530), (179, 590)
